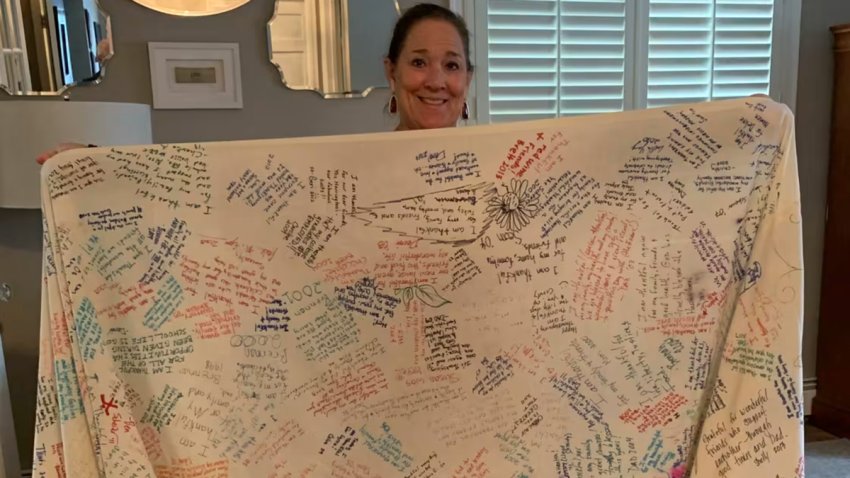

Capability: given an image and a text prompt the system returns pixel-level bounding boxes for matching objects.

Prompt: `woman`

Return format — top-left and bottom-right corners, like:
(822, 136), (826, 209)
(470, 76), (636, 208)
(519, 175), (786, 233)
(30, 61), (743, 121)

(383, 3), (473, 131)
(36, 4), (474, 164)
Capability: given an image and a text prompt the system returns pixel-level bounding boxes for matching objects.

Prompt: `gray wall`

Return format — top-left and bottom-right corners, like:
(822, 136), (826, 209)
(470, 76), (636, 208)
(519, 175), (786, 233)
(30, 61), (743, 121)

(795, 2), (850, 380)
(0, 0), (841, 471)
(0, 0), (427, 143)
(64, 0), (396, 143)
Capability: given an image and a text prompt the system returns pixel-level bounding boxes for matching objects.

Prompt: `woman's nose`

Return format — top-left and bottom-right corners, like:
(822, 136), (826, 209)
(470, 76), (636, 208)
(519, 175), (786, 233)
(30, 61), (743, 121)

(423, 64), (446, 89)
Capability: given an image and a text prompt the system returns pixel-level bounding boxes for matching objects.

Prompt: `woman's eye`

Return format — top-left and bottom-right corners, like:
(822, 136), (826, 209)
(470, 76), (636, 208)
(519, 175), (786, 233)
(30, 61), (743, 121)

(411, 58), (426, 67)
(446, 61), (461, 71)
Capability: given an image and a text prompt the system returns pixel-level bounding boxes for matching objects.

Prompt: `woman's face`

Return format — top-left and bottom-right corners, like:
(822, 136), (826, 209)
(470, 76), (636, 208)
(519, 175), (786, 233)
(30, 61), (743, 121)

(385, 19), (472, 131)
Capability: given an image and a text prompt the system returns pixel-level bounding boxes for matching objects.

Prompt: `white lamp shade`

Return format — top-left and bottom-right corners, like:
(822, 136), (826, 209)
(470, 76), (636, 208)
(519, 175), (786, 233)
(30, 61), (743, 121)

(0, 101), (152, 208)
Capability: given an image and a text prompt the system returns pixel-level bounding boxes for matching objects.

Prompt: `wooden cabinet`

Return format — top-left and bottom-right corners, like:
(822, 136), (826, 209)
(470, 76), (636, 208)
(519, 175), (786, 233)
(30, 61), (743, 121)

(811, 23), (850, 438)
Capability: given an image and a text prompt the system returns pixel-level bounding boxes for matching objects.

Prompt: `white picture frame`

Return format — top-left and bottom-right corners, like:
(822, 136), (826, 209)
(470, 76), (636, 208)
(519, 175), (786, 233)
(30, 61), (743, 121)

(148, 42), (242, 109)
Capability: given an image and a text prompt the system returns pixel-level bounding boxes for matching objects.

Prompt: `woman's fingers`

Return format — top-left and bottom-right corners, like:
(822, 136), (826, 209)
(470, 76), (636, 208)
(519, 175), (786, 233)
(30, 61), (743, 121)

(35, 149), (54, 165)
(36, 142), (88, 165)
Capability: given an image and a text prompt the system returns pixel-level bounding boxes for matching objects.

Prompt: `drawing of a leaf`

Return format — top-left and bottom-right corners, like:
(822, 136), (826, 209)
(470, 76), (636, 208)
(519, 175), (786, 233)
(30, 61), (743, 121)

(414, 284), (451, 308)
(403, 287), (415, 305)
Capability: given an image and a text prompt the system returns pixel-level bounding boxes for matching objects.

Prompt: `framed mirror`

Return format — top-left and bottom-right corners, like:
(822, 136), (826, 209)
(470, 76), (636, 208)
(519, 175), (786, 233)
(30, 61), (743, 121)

(0, 0), (112, 95)
(268, 0), (399, 98)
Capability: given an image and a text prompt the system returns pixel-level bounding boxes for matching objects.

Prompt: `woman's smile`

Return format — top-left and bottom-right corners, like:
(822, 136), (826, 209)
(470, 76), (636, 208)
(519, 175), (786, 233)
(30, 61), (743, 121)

(419, 96), (448, 105)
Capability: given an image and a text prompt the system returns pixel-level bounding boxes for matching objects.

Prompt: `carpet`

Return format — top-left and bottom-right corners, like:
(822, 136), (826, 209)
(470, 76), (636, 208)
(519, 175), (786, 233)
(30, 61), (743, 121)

(806, 439), (850, 478)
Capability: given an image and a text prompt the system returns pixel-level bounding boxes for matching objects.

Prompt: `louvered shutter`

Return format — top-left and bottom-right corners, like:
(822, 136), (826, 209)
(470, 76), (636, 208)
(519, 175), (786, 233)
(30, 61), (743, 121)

(480, 0), (776, 120)
(647, 0), (773, 108)
(487, 0), (559, 122)
(712, 0), (773, 99)
(560, 1), (629, 115)
(646, 0), (714, 107)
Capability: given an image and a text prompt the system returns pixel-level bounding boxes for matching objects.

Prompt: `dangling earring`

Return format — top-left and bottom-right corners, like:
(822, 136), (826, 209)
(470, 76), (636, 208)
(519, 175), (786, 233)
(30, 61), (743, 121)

(462, 101), (470, 120)
(389, 95), (398, 114)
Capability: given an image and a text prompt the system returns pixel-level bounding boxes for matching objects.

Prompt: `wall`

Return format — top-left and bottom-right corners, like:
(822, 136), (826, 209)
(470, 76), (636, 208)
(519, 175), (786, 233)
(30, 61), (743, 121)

(64, 0), (398, 143)
(0, 0), (433, 143)
(795, 2), (850, 382)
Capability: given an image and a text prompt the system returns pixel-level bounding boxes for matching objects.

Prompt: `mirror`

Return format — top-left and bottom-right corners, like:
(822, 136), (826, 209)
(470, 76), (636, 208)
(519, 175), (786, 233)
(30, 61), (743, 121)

(0, 0), (111, 94)
(268, 0), (399, 98)
(128, 0), (250, 17)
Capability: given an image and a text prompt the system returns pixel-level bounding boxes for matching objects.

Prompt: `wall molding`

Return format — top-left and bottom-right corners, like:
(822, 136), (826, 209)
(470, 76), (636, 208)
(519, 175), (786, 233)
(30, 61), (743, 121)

(804, 376), (817, 416)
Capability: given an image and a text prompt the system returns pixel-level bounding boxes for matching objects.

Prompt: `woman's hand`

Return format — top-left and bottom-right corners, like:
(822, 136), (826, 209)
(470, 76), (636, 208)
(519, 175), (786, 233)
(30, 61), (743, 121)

(36, 142), (89, 165)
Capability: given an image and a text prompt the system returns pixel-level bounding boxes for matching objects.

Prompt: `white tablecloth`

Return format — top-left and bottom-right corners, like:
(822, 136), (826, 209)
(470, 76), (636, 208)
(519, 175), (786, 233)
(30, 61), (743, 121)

(34, 98), (803, 477)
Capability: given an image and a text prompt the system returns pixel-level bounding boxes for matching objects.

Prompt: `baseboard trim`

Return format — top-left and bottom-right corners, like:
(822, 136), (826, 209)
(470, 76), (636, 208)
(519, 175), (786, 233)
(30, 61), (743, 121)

(804, 377), (817, 416)
(804, 388), (816, 416)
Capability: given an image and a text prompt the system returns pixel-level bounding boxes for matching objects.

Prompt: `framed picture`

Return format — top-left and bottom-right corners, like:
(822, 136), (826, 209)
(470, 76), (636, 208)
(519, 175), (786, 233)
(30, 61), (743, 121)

(148, 42), (242, 109)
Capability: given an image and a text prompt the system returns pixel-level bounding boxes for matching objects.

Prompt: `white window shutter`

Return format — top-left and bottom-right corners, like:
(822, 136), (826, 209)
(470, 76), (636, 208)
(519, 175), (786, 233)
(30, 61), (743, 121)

(712, 0), (773, 99)
(487, 0), (559, 123)
(480, 0), (778, 120)
(646, 0), (714, 108)
(560, 1), (629, 115)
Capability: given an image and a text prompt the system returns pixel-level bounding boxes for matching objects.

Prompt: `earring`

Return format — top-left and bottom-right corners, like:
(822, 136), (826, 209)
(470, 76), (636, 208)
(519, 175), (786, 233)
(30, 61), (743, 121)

(462, 101), (469, 120)
(389, 95), (398, 114)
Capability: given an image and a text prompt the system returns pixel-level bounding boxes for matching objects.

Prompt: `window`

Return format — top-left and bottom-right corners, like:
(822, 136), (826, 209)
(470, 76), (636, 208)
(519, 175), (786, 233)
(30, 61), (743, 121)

(458, 0), (801, 123)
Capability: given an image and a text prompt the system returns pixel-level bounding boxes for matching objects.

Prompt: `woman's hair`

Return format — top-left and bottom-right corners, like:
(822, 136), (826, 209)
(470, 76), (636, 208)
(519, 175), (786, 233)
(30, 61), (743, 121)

(386, 3), (474, 72)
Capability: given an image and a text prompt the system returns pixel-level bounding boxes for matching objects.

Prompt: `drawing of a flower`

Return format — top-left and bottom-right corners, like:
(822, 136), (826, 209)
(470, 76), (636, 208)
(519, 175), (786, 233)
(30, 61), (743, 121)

(486, 178), (539, 232)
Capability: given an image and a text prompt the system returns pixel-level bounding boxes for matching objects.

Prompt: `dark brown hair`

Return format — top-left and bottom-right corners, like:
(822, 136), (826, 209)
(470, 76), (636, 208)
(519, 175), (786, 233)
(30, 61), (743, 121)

(386, 3), (474, 72)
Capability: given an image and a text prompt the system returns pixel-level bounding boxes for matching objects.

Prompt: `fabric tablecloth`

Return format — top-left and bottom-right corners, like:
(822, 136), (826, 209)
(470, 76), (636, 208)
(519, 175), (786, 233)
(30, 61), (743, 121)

(34, 98), (803, 477)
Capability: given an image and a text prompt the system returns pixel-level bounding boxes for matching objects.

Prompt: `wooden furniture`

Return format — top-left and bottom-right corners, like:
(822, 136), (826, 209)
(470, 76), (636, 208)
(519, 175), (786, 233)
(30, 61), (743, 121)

(811, 23), (850, 438)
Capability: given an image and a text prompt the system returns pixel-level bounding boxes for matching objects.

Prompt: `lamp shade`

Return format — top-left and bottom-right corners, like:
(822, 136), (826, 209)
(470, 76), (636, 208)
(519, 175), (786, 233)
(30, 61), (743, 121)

(0, 101), (152, 208)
